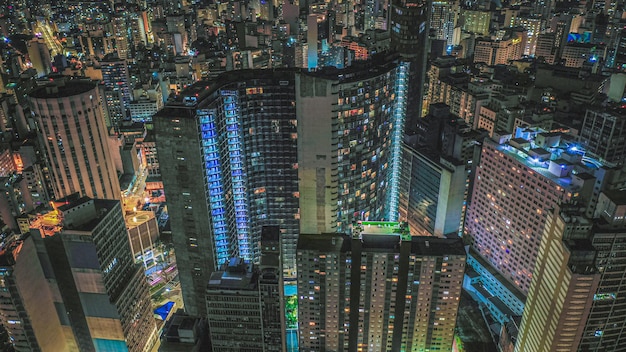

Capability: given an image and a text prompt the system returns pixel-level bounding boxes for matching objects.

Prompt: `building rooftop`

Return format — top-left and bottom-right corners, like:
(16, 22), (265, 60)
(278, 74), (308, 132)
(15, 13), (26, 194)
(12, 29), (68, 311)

(298, 231), (466, 257)
(297, 233), (351, 253)
(490, 128), (609, 192)
(355, 221), (411, 239)
(206, 258), (258, 291)
(410, 237), (466, 256)
(154, 53), (401, 117)
(154, 68), (296, 113)
(30, 197), (121, 236)
(125, 210), (155, 228)
(29, 77), (97, 99)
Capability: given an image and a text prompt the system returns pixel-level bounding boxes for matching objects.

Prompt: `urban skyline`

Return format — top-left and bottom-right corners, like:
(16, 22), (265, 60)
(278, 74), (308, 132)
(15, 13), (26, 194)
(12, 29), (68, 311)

(1, 0), (626, 351)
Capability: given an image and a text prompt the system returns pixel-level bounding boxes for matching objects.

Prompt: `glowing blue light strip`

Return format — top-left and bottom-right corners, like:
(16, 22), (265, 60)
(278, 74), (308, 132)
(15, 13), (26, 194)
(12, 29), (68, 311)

(222, 93), (251, 260)
(388, 61), (409, 221)
(200, 110), (229, 265)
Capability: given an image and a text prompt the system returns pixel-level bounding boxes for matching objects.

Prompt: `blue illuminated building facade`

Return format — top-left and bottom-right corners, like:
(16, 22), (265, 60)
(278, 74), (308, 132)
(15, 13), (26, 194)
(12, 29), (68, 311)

(155, 70), (299, 315)
(155, 57), (407, 315)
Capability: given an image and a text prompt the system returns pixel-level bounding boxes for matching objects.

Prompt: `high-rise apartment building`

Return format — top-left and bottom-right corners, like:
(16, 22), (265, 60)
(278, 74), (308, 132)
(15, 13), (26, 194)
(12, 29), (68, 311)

(579, 107), (626, 165)
(516, 189), (626, 351)
(534, 0), (555, 20)
(154, 70), (299, 315)
(514, 207), (598, 352)
(29, 76), (121, 200)
(297, 222), (466, 352)
(0, 237), (40, 351)
(535, 33), (558, 64)
(0, 197), (157, 352)
(111, 14), (130, 60)
(100, 54), (132, 128)
(155, 58), (407, 315)
(296, 59), (407, 235)
(431, 1), (458, 46)
(464, 128), (613, 322)
(511, 16), (543, 56)
(205, 227), (284, 352)
(461, 9), (491, 36)
(473, 31), (526, 66)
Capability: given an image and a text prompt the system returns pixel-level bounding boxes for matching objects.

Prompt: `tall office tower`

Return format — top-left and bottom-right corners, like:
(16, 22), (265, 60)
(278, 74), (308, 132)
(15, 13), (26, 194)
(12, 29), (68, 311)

(100, 53), (132, 129)
(29, 77), (121, 200)
(431, 1), (458, 47)
(297, 222), (466, 352)
(399, 143), (466, 237)
(464, 129), (614, 323)
(205, 227), (284, 352)
(0, 197), (157, 352)
(579, 107), (626, 165)
(154, 70), (299, 315)
(390, 0), (430, 126)
(156, 57), (406, 314)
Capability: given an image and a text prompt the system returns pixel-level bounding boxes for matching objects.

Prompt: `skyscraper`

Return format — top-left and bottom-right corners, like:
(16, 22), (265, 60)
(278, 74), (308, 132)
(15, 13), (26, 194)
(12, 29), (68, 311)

(0, 196), (157, 351)
(155, 57), (407, 315)
(431, 1), (458, 46)
(26, 38), (53, 78)
(297, 222), (466, 351)
(154, 70), (299, 315)
(579, 106), (626, 165)
(389, 0), (429, 126)
(205, 227), (284, 352)
(0, 238), (40, 351)
(100, 54), (132, 129)
(296, 58), (408, 235)
(580, 192), (626, 351)
(516, 189), (626, 351)
(464, 128), (614, 322)
(29, 76), (121, 200)
(399, 143), (467, 237)
(514, 207), (598, 352)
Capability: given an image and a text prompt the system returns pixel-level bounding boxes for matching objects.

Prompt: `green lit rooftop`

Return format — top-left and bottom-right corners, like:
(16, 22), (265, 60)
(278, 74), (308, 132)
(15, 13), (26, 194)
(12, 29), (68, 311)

(355, 221), (411, 241)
